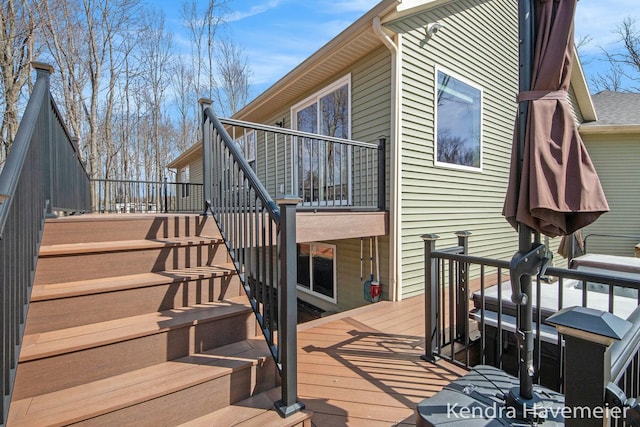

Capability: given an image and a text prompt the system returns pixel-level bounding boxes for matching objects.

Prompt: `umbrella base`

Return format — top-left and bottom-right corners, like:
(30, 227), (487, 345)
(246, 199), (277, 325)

(506, 387), (545, 423)
(416, 365), (564, 426)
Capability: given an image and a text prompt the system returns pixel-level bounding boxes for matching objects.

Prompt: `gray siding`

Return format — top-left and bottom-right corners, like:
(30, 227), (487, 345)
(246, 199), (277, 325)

(388, 0), (523, 298)
(582, 134), (640, 257)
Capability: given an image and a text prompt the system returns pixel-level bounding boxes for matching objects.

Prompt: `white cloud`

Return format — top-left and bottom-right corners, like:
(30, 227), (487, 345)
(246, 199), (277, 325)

(227, 0), (284, 22)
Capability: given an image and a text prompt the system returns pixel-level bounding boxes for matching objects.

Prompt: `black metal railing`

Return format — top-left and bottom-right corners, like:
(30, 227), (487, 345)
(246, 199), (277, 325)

(218, 117), (385, 210)
(0, 62), (90, 425)
(422, 232), (640, 424)
(90, 179), (204, 213)
(200, 100), (304, 417)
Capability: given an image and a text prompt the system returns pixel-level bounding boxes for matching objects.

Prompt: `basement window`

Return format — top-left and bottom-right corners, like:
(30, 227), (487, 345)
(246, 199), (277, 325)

(296, 242), (336, 303)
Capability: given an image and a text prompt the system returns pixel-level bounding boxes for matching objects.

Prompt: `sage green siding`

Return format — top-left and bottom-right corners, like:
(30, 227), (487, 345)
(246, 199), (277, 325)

(244, 48), (393, 312)
(582, 134), (640, 256)
(389, 0), (523, 298)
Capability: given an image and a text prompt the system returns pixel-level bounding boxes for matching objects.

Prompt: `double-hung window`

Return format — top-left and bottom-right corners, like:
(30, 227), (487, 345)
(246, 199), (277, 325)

(435, 67), (483, 171)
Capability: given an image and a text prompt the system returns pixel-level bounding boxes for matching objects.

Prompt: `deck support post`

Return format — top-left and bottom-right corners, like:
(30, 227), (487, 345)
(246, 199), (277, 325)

(275, 196), (305, 417)
(421, 234), (440, 362)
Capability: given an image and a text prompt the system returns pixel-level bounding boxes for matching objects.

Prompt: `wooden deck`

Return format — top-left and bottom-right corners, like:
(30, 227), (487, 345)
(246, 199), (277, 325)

(297, 295), (468, 426)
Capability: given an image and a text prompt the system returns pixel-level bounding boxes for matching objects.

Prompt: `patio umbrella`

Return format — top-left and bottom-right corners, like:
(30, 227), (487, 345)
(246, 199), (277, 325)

(503, 0), (609, 238)
(502, 0), (609, 418)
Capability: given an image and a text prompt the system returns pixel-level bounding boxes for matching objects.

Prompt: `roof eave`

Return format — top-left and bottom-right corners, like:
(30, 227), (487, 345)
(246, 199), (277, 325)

(571, 46), (597, 122)
(232, 0), (401, 122)
(579, 124), (640, 135)
(167, 142), (202, 169)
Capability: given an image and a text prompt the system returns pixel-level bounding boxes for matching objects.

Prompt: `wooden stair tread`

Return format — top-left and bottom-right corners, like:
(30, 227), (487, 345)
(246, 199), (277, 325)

(179, 387), (312, 427)
(20, 298), (251, 361)
(8, 338), (271, 427)
(31, 264), (238, 301)
(39, 236), (223, 257)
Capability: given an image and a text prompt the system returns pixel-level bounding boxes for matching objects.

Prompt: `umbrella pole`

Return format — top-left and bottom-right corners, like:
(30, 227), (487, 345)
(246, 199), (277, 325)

(505, 0), (545, 420)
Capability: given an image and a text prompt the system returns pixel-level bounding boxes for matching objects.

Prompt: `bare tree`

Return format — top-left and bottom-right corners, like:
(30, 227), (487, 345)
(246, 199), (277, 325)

(589, 17), (640, 92)
(180, 0), (226, 98)
(137, 8), (174, 185)
(172, 58), (197, 151)
(0, 0), (39, 165)
(40, 0), (88, 144)
(214, 38), (251, 117)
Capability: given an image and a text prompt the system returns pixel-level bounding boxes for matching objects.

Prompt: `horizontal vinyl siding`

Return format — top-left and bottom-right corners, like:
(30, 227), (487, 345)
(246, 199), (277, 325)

(389, 0), (525, 298)
(189, 157), (203, 184)
(241, 48), (393, 207)
(582, 134), (640, 256)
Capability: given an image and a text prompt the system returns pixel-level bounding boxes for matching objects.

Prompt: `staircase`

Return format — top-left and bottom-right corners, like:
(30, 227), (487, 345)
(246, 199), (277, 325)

(7, 214), (311, 426)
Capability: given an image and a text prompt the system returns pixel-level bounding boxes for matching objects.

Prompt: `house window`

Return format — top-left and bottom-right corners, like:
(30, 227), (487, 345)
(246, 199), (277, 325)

(292, 75), (351, 205)
(180, 166), (190, 198)
(236, 130), (256, 170)
(297, 242), (336, 303)
(435, 68), (483, 170)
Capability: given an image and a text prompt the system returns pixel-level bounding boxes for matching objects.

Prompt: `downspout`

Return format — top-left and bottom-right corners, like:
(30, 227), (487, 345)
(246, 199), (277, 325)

(373, 16), (403, 301)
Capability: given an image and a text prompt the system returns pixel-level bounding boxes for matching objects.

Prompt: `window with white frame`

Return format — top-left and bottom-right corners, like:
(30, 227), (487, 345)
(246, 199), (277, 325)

(296, 242), (336, 303)
(180, 166), (190, 198)
(235, 130), (256, 170)
(435, 67), (483, 170)
(292, 75), (351, 205)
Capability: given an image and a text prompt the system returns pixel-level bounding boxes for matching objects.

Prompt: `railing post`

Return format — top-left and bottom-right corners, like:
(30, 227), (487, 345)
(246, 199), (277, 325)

(547, 307), (632, 427)
(33, 62), (56, 217)
(199, 98), (213, 215)
(163, 176), (168, 213)
(275, 196), (305, 417)
(455, 231), (471, 341)
(421, 233), (440, 362)
(377, 137), (386, 211)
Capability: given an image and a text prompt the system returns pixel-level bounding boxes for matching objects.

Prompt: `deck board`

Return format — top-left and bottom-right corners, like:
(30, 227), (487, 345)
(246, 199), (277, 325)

(298, 295), (466, 426)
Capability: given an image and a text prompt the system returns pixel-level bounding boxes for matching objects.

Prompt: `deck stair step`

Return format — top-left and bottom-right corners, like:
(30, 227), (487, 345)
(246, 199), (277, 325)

(38, 236), (223, 257)
(8, 213), (287, 425)
(26, 264), (242, 333)
(178, 387), (312, 427)
(34, 237), (230, 285)
(40, 214), (220, 245)
(13, 297), (256, 399)
(8, 338), (278, 426)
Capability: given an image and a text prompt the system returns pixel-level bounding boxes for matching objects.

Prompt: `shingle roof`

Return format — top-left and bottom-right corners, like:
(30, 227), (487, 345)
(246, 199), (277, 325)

(588, 90), (640, 125)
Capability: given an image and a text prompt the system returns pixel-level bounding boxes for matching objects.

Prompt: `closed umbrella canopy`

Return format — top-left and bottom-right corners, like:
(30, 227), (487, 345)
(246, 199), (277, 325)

(503, 0), (609, 238)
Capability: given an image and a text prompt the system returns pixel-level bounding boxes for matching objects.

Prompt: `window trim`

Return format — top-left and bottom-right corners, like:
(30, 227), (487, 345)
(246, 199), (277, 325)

(434, 66), (484, 172)
(296, 242), (337, 304)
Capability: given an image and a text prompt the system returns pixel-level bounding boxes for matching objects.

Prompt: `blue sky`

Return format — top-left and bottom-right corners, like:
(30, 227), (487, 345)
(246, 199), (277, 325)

(157, 0), (638, 98)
